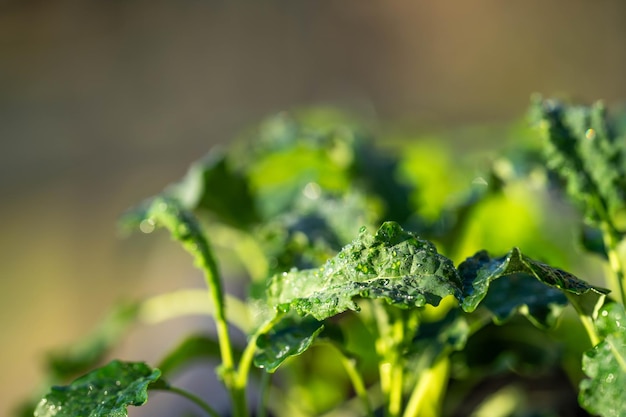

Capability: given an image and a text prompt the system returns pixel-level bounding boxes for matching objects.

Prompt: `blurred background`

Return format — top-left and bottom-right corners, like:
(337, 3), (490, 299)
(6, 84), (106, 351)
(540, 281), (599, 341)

(2, 1), (626, 415)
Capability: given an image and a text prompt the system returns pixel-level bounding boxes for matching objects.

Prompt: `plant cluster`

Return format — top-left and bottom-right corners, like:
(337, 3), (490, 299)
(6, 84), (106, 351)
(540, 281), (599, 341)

(26, 99), (626, 417)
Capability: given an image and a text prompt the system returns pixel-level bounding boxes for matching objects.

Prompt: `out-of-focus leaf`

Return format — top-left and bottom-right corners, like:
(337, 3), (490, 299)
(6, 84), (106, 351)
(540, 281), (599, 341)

(34, 360), (161, 417)
(169, 149), (259, 229)
(256, 192), (377, 274)
(459, 248), (608, 327)
(157, 334), (222, 378)
(254, 316), (325, 373)
(267, 222), (462, 321)
(410, 309), (470, 362)
(530, 97), (626, 227)
(579, 302), (626, 417)
(579, 224), (608, 259)
(46, 302), (140, 381)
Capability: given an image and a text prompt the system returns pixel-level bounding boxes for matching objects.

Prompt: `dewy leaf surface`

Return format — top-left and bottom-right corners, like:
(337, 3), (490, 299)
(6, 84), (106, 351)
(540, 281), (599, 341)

(254, 316), (325, 372)
(267, 222), (462, 321)
(459, 248), (609, 327)
(580, 302), (626, 417)
(35, 360), (161, 417)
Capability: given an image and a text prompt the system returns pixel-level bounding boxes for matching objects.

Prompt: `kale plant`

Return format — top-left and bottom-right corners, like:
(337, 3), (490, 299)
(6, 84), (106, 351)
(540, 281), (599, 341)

(28, 103), (626, 417)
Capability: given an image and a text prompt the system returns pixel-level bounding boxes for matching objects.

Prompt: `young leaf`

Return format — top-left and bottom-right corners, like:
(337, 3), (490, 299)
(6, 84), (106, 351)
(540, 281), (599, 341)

(256, 192), (377, 274)
(168, 148), (259, 229)
(579, 302), (626, 417)
(35, 360), (161, 417)
(459, 248), (608, 327)
(530, 97), (626, 226)
(254, 316), (325, 372)
(267, 221), (463, 321)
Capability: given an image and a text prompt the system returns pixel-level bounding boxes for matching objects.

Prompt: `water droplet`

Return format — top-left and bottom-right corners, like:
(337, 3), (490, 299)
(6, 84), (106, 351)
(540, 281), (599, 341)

(139, 219), (156, 234)
(359, 226), (367, 233)
(302, 182), (322, 200)
(472, 177), (489, 186)
(602, 310), (609, 317)
(585, 128), (596, 140)
(103, 390), (108, 395)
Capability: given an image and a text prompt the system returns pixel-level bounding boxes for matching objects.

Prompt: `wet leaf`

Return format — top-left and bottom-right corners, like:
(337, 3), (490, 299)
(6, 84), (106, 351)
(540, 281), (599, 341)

(254, 316), (325, 372)
(579, 302), (626, 417)
(34, 360), (161, 417)
(267, 222), (462, 320)
(459, 248), (608, 327)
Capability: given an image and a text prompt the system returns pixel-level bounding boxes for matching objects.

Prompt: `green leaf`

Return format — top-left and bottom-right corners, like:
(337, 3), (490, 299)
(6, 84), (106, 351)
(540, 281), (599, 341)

(256, 192), (377, 274)
(579, 302), (626, 417)
(157, 334), (223, 378)
(530, 97), (626, 226)
(35, 360), (161, 417)
(410, 309), (470, 362)
(459, 248), (608, 327)
(267, 221), (462, 320)
(254, 316), (325, 372)
(46, 302), (140, 381)
(169, 148), (259, 229)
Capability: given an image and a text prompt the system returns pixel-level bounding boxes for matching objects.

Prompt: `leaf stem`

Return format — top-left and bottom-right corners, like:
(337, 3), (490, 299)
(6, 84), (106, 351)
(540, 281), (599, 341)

(235, 312), (284, 389)
(403, 357), (450, 417)
(601, 221), (626, 305)
(387, 312), (406, 417)
(256, 372), (271, 417)
(153, 385), (221, 417)
(326, 343), (374, 417)
(566, 293), (602, 346)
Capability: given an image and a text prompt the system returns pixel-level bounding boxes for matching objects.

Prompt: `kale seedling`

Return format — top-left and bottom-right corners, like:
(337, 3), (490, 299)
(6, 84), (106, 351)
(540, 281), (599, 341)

(30, 103), (626, 417)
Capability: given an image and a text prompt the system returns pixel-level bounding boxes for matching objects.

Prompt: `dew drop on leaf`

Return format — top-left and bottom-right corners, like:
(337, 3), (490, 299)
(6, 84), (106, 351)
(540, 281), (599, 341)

(139, 219), (155, 234)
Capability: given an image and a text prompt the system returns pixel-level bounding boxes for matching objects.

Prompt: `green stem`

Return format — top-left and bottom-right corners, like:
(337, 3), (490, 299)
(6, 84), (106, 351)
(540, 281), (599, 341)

(153, 385), (221, 417)
(403, 357), (450, 417)
(138, 289), (252, 333)
(197, 241), (243, 416)
(327, 344), (374, 417)
(151, 199), (243, 416)
(567, 293), (602, 346)
(388, 312), (406, 417)
(601, 221), (626, 305)
(235, 312), (284, 389)
(256, 372), (271, 417)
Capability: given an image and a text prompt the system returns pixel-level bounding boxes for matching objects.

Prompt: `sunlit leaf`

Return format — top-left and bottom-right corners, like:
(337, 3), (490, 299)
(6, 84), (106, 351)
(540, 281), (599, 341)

(35, 360), (161, 417)
(254, 316), (325, 372)
(459, 248), (608, 327)
(579, 302), (626, 417)
(268, 222), (462, 320)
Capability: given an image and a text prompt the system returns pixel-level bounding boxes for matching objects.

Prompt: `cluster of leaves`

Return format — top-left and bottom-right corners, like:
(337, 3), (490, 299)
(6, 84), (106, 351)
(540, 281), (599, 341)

(28, 103), (626, 417)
